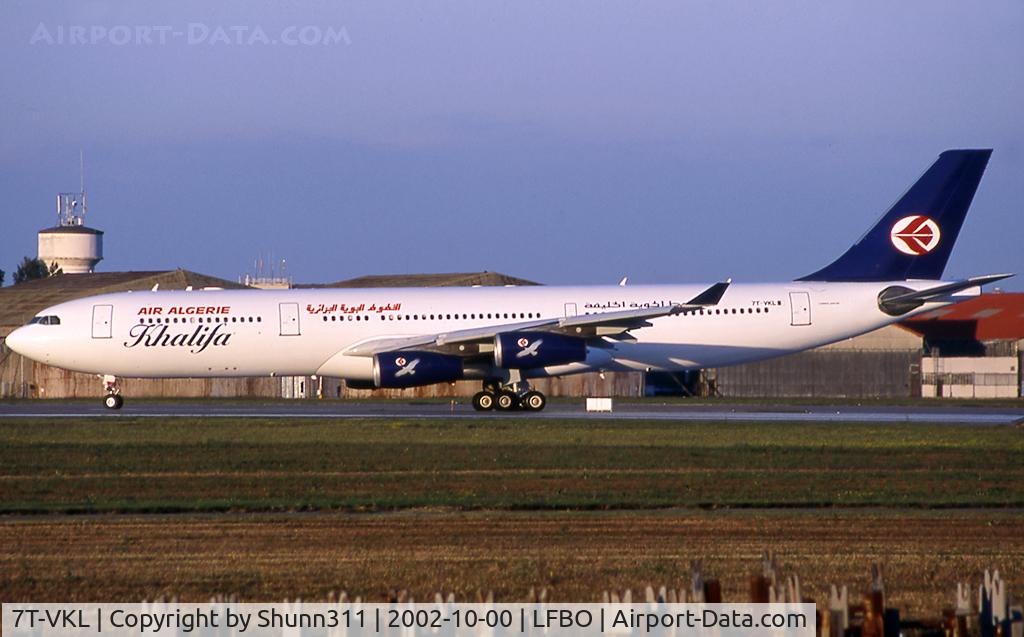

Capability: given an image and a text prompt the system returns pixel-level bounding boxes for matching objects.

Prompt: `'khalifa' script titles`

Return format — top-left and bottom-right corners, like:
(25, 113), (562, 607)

(123, 323), (232, 354)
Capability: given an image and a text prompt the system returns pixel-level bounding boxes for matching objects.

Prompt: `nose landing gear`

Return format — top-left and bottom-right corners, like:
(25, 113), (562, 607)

(471, 379), (546, 412)
(102, 375), (123, 410)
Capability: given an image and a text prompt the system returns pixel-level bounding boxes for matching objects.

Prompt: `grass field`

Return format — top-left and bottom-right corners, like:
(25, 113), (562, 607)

(1, 415), (1022, 610)
(1, 417), (1023, 512)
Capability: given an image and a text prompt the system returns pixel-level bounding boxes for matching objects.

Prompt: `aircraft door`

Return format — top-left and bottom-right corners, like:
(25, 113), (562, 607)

(279, 302), (301, 336)
(564, 303), (577, 318)
(789, 292), (811, 326)
(91, 304), (113, 339)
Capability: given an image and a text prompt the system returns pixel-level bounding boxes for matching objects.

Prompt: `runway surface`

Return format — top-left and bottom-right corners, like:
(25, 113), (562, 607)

(1, 399), (1022, 424)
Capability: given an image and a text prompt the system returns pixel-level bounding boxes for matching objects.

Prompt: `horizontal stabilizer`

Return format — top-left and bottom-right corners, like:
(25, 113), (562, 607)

(877, 273), (1013, 316)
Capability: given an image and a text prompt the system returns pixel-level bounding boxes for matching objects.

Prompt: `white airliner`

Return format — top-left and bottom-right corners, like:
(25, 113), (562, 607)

(5, 150), (1011, 411)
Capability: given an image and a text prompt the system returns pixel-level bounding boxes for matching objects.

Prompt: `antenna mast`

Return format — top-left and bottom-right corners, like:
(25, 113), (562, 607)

(56, 152), (87, 227)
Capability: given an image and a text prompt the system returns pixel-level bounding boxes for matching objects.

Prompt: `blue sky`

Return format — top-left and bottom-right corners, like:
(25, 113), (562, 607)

(1, 1), (1021, 287)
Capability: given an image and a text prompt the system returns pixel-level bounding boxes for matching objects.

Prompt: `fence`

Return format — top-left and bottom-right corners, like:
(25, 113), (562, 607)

(711, 351), (921, 398)
(141, 553), (1022, 637)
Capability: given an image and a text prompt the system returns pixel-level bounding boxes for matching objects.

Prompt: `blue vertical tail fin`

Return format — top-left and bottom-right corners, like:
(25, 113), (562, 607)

(799, 149), (992, 282)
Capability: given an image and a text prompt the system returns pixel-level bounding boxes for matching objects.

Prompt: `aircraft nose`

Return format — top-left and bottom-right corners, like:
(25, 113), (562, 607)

(5, 326), (29, 356)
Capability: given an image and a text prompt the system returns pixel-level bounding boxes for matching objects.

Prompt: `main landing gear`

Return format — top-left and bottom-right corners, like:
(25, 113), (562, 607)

(472, 379), (547, 412)
(102, 375), (123, 410)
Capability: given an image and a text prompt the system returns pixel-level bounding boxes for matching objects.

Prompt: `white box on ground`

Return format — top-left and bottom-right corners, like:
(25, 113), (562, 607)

(586, 397), (613, 412)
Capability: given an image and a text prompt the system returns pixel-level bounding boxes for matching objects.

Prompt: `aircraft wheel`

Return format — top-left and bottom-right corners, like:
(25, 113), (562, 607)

(495, 390), (518, 411)
(472, 391), (495, 411)
(521, 391), (546, 412)
(104, 394), (123, 410)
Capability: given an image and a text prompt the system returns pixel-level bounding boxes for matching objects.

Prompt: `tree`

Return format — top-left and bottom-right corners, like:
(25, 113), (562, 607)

(13, 257), (61, 284)
(0, 269), (4, 286)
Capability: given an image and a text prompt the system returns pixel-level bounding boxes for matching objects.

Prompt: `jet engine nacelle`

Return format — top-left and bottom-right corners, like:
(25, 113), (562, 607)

(494, 331), (587, 369)
(373, 351), (464, 388)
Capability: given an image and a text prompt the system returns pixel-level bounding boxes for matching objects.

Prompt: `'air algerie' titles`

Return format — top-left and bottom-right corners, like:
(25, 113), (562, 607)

(124, 323), (232, 354)
(137, 306), (231, 315)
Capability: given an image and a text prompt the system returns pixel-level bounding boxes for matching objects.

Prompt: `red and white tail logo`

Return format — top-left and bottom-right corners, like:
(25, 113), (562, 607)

(890, 215), (941, 255)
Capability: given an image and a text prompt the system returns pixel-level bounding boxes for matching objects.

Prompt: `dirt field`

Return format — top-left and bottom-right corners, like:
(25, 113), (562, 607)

(1, 510), (1022, 616)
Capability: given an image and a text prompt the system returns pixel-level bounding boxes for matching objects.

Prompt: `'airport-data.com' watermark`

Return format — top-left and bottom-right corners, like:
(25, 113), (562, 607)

(29, 23), (351, 46)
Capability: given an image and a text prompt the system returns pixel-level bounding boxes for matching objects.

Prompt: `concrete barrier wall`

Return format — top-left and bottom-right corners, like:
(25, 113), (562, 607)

(291, 372), (643, 399)
(0, 353), (283, 399)
(712, 350), (921, 398)
(5, 338), (1016, 400)
(0, 348), (643, 399)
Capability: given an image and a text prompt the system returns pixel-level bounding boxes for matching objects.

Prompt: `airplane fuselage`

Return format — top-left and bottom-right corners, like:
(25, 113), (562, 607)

(8, 280), (959, 382)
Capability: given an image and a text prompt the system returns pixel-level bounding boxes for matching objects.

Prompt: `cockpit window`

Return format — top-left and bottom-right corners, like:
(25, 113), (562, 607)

(28, 315), (61, 325)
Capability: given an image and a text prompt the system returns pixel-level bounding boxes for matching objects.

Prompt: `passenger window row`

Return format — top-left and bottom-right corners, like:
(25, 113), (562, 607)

(681, 307), (771, 316)
(142, 316), (262, 324)
(322, 312), (541, 323)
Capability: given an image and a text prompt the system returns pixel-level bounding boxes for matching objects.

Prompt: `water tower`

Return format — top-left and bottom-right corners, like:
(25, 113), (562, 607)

(37, 164), (103, 274)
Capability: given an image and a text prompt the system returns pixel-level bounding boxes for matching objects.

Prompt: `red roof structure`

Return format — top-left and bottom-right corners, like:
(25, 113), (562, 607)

(901, 293), (1024, 341)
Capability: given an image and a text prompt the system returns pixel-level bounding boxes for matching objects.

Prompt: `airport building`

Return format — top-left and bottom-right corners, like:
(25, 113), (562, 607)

(902, 294), (1023, 399)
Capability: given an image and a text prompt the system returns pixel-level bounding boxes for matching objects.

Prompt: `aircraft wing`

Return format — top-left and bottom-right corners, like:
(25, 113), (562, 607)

(342, 280), (730, 357)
